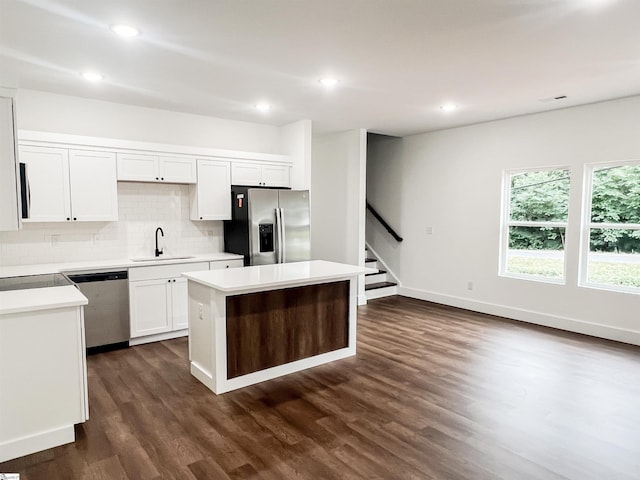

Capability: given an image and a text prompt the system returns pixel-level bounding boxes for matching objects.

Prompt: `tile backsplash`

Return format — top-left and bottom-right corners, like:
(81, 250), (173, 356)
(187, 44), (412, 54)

(0, 182), (224, 266)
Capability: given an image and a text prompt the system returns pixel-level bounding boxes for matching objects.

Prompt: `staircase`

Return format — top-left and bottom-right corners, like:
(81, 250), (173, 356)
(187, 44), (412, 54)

(364, 249), (398, 300)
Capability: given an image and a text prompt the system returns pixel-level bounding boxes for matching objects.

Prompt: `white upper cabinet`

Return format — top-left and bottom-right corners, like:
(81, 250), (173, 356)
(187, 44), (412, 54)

(117, 152), (196, 184)
(19, 146), (71, 222)
(0, 95), (20, 231)
(19, 145), (118, 222)
(68, 150), (118, 221)
(190, 158), (231, 221)
(231, 162), (290, 187)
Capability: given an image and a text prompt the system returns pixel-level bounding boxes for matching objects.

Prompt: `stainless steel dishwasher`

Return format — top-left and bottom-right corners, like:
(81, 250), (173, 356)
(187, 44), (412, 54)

(67, 270), (130, 354)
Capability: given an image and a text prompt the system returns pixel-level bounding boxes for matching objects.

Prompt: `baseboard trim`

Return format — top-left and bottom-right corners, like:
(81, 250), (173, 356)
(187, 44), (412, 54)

(399, 286), (640, 347)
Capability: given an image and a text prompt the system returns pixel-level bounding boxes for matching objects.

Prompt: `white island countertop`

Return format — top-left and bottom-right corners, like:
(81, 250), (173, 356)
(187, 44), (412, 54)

(183, 260), (375, 293)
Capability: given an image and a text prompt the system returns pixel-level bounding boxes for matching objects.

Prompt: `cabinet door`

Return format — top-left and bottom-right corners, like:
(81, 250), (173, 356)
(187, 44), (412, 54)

(191, 159), (231, 220)
(68, 150), (118, 221)
(159, 155), (196, 183)
(171, 277), (189, 330)
(117, 153), (159, 181)
(129, 280), (172, 338)
(19, 145), (71, 222)
(261, 165), (291, 187)
(231, 163), (262, 186)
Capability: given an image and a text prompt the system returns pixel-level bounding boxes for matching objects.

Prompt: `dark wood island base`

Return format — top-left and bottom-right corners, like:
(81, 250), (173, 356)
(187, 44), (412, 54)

(226, 280), (350, 378)
(184, 260), (371, 394)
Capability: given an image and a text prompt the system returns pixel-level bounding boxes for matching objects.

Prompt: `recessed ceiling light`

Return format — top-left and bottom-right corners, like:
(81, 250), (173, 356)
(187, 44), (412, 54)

(440, 103), (457, 112)
(82, 71), (103, 82)
(319, 77), (339, 88)
(111, 24), (140, 38)
(255, 102), (271, 112)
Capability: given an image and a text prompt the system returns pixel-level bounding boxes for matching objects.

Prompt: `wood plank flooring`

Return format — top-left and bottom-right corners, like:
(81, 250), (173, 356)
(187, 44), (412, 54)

(2, 296), (640, 479)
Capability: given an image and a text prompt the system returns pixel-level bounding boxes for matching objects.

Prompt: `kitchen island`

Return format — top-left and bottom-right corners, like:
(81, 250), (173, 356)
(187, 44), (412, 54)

(183, 260), (372, 394)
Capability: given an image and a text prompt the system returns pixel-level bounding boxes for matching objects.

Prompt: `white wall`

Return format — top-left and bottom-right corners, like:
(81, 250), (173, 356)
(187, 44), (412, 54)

(0, 182), (222, 265)
(367, 95), (640, 345)
(16, 89), (282, 153)
(311, 129), (367, 301)
(281, 119), (312, 190)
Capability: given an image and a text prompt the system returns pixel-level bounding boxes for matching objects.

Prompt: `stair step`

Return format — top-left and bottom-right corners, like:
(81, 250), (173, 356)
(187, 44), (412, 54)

(365, 269), (386, 276)
(365, 281), (397, 291)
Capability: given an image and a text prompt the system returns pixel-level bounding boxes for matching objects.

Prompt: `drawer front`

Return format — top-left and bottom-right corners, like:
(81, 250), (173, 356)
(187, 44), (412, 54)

(209, 259), (244, 270)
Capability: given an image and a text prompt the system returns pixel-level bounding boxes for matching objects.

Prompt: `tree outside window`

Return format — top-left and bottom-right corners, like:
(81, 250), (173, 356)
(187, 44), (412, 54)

(501, 168), (570, 282)
(582, 162), (640, 291)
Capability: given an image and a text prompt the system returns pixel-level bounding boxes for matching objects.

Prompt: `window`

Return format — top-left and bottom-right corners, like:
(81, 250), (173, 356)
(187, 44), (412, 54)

(581, 161), (640, 292)
(500, 168), (571, 282)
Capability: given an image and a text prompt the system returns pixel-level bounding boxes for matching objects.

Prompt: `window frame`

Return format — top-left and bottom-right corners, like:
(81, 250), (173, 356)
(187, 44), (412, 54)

(499, 165), (571, 284)
(579, 158), (640, 294)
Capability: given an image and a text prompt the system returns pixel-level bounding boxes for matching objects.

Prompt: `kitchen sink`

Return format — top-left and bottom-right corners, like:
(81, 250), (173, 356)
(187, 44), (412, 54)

(130, 255), (196, 262)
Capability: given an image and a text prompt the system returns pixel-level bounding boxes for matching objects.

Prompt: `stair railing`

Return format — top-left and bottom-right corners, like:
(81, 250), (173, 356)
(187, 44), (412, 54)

(366, 202), (403, 242)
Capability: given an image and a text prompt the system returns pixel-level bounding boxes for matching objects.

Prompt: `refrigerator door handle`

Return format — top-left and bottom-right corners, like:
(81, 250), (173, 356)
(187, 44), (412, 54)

(274, 207), (283, 263)
(279, 207), (286, 263)
(20, 162), (31, 219)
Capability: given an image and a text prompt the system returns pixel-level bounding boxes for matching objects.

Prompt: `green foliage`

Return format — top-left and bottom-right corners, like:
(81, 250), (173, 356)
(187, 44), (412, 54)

(509, 170), (569, 250)
(590, 165), (640, 252)
(509, 165), (640, 253)
(508, 255), (640, 287)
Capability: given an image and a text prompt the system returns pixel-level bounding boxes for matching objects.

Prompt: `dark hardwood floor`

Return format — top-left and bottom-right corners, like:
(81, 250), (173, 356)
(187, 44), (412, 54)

(3, 296), (640, 479)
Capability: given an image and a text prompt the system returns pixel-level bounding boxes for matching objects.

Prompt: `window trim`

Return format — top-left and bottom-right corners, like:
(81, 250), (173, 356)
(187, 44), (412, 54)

(579, 158), (640, 294)
(499, 165), (571, 284)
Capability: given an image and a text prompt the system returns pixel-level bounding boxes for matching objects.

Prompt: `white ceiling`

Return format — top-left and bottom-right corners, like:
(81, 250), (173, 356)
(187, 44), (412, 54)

(2, 0), (640, 136)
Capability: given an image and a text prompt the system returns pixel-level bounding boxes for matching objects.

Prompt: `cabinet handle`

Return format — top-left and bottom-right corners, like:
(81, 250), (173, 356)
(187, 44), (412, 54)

(200, 216), (203, 220)
(73, 217), (77, 221)
(173, 279), (176, 282)
(226, 265), (229, 268)
(161, 177), (164, 181)
(66, 217), (70, 221)
(167, 279), (171, 283)
(156, 177), (159, 180)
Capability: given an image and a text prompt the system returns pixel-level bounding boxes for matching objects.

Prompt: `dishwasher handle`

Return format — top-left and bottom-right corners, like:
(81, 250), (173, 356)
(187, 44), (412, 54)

(67, 271), (128, 283)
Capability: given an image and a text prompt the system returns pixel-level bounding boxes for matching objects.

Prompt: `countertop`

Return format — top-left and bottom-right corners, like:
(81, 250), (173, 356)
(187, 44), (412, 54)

(183, 260), (375, 293)
(0, 252), (244, 278)
(0, 285), (88, 315)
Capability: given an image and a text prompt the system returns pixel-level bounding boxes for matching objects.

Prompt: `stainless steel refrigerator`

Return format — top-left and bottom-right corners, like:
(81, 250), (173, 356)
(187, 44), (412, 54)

(223, 186), (311, 266)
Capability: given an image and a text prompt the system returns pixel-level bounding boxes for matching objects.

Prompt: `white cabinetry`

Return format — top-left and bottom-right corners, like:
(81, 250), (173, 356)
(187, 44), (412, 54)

(129, 262), (208, 343)
(231, 162), (290, 187)
(117, 152), (196, 183)
(19, 145), (118, 222)
(190, 158), (231, 221)
(0, 302), (88, 462)
(0, 95), (20, 231)
(209, 259), (244, 269)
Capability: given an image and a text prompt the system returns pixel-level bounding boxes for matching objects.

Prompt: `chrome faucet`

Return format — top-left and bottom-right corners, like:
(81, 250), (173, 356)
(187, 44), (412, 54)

(155, 227), (164, 257)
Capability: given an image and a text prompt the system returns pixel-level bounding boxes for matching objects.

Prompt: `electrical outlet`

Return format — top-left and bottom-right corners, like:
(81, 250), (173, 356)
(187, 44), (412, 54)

(198, 303), (203, 320)
(467, 281), (474, 291)
(207, 230), (214, 239)
(425, 226), (433, 235)
(51, 234), (60, 247)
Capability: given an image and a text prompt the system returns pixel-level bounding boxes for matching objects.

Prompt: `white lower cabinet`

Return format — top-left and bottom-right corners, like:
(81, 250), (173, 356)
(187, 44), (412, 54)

(128, 262), (208, 343)
(129, 260), (243, 344)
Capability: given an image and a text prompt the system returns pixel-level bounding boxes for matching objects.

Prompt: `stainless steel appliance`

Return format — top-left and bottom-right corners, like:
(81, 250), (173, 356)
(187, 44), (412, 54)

(224, 186), (311, 266)
(66, 271), (130, 353)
